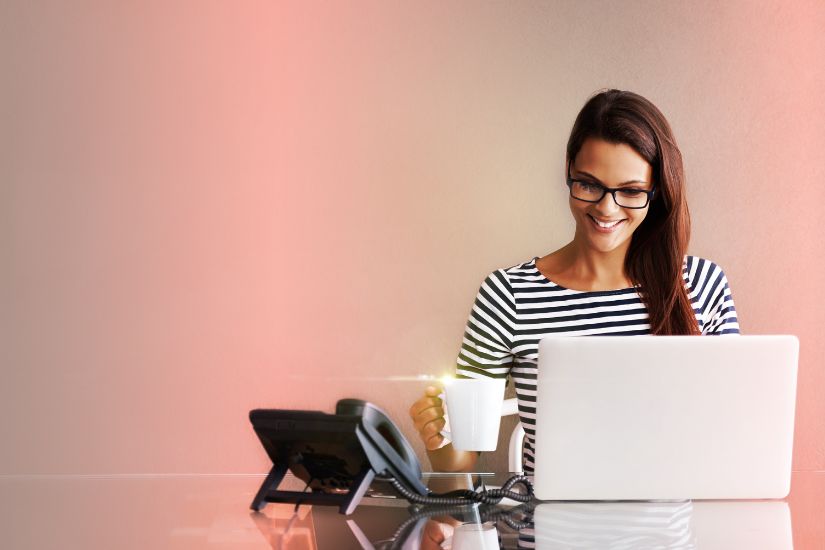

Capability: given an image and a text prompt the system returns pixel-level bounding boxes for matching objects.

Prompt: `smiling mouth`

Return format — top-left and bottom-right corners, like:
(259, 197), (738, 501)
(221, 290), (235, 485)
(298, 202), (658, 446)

(588, 214), (626, 232)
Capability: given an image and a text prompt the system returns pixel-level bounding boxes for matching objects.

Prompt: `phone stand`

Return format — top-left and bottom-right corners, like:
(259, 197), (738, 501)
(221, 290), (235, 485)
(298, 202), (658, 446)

(250, 462), (376, 515)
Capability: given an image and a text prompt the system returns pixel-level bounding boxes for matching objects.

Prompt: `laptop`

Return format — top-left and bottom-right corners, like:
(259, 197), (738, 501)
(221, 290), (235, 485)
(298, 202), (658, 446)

(533, 335), (799, 500)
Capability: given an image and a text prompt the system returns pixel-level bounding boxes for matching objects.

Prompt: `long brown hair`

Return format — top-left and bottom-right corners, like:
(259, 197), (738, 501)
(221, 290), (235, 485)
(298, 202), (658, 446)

(566, 89), (699, 335)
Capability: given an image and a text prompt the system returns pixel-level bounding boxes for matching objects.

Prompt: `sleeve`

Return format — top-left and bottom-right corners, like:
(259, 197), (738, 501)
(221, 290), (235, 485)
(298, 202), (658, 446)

(700, 263), (740, 335)
(455, 269), (516, 379)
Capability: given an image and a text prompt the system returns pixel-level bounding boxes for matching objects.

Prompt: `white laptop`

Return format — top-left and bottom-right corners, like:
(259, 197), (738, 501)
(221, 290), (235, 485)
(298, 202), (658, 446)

(533, 335), (799, 500)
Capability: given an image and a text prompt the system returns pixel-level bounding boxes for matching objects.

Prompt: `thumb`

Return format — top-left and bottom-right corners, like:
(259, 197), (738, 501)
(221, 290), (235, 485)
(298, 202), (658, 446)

(424, 385), (443, 397)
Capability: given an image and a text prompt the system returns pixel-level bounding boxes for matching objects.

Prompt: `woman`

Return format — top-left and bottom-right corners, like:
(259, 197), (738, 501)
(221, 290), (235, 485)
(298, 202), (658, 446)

(409, 89), (740, 474)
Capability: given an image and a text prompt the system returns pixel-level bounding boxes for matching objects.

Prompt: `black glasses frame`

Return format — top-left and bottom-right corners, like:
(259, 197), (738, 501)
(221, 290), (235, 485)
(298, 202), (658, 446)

(566, 163), (656, 209)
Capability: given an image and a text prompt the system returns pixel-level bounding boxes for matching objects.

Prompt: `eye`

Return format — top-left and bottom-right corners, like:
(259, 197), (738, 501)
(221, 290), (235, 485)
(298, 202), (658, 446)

(618, 188), (645, 197)
(577, 181), (600, 192)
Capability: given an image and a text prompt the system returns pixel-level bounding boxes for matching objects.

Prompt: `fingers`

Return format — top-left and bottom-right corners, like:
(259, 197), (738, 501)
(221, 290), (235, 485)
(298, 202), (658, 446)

(424, 434), (445, 451)
(421, 520), (447, 550)
(411, 403), (444, 430)
(408, 391), (443, 420)
(409, 385), (448, 447)
(422, 417), (446, 438)
(408, 397), (442, 419)
(417, 412), (446, 449)
(423, 419), (447, 450)
(418, 417), (447, 451)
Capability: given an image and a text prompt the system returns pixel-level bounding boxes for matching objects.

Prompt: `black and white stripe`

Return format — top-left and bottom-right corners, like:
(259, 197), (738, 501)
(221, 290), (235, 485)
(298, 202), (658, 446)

(455, 255), (740, 474)
(517, 501), (696, 549)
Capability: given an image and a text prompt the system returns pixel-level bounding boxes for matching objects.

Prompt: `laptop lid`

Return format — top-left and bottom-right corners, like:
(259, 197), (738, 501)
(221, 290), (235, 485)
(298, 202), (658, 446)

(533, 335), (799, 500)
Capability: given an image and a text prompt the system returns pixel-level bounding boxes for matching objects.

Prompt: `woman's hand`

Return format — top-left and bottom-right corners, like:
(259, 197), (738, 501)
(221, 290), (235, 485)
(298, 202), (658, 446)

(410, 384), (479, 472)
(409, 385), (446, 450)
(420, 519), (455, 549)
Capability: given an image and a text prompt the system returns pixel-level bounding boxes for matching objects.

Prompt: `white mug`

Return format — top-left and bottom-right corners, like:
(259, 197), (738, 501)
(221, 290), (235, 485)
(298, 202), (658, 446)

(440, 377), (506, 451)
(451, 522), (500, 550)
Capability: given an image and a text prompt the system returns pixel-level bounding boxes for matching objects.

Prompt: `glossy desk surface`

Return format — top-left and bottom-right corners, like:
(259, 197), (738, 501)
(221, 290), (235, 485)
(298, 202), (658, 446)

(1, 471), (823, 549)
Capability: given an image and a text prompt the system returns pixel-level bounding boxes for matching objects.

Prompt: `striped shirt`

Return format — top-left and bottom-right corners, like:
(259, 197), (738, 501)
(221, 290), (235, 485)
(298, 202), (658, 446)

(454, 255), (740, 474)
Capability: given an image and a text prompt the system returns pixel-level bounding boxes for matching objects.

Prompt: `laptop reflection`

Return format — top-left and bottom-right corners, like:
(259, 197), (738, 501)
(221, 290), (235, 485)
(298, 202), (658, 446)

(530, 500), (792, 549)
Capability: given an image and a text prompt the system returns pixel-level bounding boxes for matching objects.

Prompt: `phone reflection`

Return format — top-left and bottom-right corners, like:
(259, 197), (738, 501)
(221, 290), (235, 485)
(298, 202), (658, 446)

(249, 505), (318, 550)
(530, 500), (791, 550)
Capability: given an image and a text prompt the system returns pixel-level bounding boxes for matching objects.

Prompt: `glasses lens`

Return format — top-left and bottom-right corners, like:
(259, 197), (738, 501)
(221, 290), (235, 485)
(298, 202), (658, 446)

(615, 189), (649, 208)
(570, 181), (604, 201)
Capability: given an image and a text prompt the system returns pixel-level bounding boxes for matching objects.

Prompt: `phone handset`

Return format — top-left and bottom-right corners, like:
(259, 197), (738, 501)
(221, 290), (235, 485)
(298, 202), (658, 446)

(335, 399), (429, 496)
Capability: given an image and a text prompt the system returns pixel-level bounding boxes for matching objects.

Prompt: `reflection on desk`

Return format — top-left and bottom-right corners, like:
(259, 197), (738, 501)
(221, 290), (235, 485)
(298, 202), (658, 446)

(253, 499), (792, 549)
(0, 471), (821, 549)
(531, 501), (791, 549)
(249, 504), (317, 549)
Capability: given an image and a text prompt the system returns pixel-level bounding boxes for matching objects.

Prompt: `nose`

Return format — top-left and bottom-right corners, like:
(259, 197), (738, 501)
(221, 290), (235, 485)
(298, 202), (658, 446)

(593, 191), (621, 216)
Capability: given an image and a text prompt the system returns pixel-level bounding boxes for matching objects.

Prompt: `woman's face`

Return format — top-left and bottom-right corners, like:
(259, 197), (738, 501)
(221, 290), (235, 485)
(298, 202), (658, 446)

(568, 138), (654, 254)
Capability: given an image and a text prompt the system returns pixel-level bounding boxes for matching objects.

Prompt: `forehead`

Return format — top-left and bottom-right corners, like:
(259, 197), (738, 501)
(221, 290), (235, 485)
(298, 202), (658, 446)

(573, 138), (652, 182)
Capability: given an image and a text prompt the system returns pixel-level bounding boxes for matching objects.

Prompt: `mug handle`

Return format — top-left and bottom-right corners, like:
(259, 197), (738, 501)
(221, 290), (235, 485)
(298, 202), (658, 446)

(438, 391), (452, 443)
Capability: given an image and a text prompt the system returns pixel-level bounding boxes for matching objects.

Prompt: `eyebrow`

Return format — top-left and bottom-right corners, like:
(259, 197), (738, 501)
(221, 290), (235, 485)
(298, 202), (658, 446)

(573, 169), (650, 186)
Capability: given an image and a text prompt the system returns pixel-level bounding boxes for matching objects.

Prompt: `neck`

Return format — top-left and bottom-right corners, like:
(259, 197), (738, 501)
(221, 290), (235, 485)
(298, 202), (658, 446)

(559, 237), (632, 287)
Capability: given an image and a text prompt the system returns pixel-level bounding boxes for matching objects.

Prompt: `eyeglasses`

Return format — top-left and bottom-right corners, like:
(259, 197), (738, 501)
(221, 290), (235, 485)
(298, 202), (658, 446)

(566, 164), (656, 209)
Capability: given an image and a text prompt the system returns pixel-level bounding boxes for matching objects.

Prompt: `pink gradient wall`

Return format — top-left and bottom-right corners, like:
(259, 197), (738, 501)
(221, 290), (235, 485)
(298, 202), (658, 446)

(2, 1), (824, 475)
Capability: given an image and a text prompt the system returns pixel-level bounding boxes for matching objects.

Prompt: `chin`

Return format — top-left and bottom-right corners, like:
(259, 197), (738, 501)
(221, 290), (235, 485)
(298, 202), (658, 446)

(586, 235), (630, 254)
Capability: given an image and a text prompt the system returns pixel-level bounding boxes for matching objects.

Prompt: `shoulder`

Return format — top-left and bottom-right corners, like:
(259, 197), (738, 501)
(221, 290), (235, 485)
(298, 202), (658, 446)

(683, 255), (733, 290)
(480, 257), (536, 286)
(505, 256), (539, 274)
(474, 257), (542, 299)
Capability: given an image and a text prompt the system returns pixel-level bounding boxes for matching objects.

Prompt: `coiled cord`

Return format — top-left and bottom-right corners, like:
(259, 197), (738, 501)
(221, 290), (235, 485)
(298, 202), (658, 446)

(389, 474), (533, 506)
(476, 502), (536, 531)
(381, 500), (537, 550)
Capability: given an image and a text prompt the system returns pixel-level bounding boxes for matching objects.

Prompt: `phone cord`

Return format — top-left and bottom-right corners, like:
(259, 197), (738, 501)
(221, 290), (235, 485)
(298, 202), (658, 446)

(389, 474), (533, 506)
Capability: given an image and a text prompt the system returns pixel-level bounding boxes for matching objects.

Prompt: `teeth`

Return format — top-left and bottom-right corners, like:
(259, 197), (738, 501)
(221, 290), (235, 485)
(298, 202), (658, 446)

(592, 217), (622, 228)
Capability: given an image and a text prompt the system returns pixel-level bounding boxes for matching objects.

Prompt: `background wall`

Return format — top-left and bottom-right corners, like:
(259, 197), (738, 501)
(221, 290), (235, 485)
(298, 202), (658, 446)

(3, 0), (823, 475)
